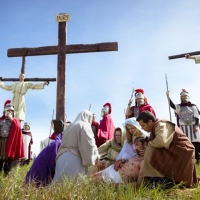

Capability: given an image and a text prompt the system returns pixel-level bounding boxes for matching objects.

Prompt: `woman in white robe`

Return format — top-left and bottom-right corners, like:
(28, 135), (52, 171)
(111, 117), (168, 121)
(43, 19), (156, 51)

(93, 117), (149, 184)
(52, 110), (99, 183)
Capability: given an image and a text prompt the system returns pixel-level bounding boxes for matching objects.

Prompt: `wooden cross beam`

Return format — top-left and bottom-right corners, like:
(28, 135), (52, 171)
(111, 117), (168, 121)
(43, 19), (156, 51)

(0, 78), (56, 82)
(7, 43), (118, 57)
(7, 13), (118, 121)
(168, 51), (200, 60)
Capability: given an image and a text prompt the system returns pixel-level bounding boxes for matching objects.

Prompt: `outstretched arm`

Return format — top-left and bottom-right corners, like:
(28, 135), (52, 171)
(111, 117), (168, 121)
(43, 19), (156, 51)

(185, 54), (200, 64)
(27, 81), (48, 90)
(166, 91), (176, 110)
(0, 81), (12, 91)
(125, 98), (133, 118)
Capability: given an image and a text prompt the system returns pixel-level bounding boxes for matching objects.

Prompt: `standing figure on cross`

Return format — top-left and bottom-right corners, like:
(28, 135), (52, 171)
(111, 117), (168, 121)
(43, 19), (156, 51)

(0, 73), (48, 122)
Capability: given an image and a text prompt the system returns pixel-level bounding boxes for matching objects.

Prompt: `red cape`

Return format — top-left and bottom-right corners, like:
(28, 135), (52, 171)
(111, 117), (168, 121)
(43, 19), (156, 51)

(96, 114), (115, 147)
(127, 104), (156, 118)
(49, 132), (56, 140)
(2, 117), (25, 160)
(139, 104), (156, 117)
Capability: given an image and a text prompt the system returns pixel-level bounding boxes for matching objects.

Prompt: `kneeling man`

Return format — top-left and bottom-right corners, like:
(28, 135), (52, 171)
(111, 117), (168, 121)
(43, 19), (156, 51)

(136, 111), (198, 187)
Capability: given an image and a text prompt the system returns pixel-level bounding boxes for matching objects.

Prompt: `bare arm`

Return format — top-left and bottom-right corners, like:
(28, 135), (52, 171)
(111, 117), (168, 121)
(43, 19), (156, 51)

(137, 160), (144, 187)
(166, 91), (176, 109)
(125, 98), (133, 117)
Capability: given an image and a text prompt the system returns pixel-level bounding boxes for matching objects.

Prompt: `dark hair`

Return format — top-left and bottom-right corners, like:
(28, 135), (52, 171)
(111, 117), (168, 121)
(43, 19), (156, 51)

(136, 111), (156, 123)
(134, 136), (148, 145)
(134, 136), (148, 156)
(114, 127), (122, 135)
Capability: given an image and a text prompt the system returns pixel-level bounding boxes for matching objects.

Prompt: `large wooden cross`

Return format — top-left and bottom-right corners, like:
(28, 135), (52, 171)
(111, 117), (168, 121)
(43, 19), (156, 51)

(7, 13), (118, 121)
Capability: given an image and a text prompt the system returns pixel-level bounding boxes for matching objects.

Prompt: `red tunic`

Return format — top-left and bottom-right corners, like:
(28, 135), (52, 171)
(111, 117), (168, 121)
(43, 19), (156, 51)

(127, 104), (156, 119)
(0, 116), (25, 160)
(96, 114), (115, 147)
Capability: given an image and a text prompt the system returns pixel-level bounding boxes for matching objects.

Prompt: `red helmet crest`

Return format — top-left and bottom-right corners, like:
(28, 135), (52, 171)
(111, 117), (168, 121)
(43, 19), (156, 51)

(4, 100), (11, 108)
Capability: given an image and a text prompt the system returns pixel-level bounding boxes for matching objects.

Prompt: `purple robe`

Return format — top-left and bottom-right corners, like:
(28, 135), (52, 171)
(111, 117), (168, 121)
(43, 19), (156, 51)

(25, 133), (63, 187)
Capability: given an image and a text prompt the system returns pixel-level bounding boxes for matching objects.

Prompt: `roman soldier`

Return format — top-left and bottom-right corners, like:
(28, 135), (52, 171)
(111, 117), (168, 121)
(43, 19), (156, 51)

(166, 89), (200, 163)
(96, 103), (115, 147)
(126, 88), (156, 119)
(0, 100), (24, 175)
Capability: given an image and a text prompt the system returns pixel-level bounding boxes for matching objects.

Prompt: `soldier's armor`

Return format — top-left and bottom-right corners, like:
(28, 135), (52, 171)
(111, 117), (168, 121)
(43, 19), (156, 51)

(0, 119), (11, 137)
(179, 106), (194, 125)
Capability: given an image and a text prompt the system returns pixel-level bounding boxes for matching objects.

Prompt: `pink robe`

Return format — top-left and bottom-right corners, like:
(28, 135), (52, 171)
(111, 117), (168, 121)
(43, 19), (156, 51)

(96, 114), (115, 147)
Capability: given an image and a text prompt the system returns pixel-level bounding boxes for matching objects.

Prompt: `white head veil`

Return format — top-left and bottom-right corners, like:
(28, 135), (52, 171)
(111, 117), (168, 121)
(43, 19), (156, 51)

(124, 117), (149, 138)
(117, 117), (149, 160)
(72, 110), (93, 125)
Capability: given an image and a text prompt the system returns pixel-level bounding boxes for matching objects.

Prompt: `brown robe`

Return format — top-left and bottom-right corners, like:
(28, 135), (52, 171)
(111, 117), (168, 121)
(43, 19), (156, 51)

(147, 119), (198, 187)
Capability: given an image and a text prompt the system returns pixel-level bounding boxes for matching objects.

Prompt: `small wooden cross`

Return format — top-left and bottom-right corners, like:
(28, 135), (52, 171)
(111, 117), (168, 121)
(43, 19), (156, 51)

(7, 13), (118, 121)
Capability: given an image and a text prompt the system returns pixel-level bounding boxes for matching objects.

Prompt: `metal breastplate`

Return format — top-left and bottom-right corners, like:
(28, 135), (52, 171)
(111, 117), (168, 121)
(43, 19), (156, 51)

(132, 107), (139, 118)
(0, 119), (12, 137)
(179, 106), (194, 125)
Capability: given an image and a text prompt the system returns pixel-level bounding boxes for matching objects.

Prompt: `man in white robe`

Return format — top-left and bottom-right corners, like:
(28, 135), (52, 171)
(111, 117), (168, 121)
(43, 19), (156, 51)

(0, 74), (48, 121)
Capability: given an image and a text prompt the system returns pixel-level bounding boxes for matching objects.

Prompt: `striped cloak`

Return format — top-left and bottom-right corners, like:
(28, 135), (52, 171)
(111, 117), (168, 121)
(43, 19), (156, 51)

(149, 120), (198, 187)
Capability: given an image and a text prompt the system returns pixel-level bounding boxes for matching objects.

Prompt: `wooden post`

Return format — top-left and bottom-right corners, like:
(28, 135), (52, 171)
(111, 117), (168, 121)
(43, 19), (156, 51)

(57, 21), (66, 120)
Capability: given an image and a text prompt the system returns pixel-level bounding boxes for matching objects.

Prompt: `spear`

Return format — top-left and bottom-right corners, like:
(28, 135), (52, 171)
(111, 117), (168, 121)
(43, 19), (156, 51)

(165, 73), (172, 122)
(131, 87), (135, 99)
(89, 104), (91, 111)
(48, 109), (55, 145)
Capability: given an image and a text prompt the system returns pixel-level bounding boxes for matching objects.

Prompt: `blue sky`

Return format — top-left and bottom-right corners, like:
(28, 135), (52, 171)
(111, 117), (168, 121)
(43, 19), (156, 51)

(1, 0), (200, 155)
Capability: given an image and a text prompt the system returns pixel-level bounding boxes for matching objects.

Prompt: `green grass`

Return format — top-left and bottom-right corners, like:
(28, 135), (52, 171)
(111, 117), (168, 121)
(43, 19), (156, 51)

(0, 162), (199, 200)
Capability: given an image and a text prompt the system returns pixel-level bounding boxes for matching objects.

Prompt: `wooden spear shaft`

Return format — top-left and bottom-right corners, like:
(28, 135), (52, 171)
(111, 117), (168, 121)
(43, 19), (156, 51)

(165, 73), (172, 122)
